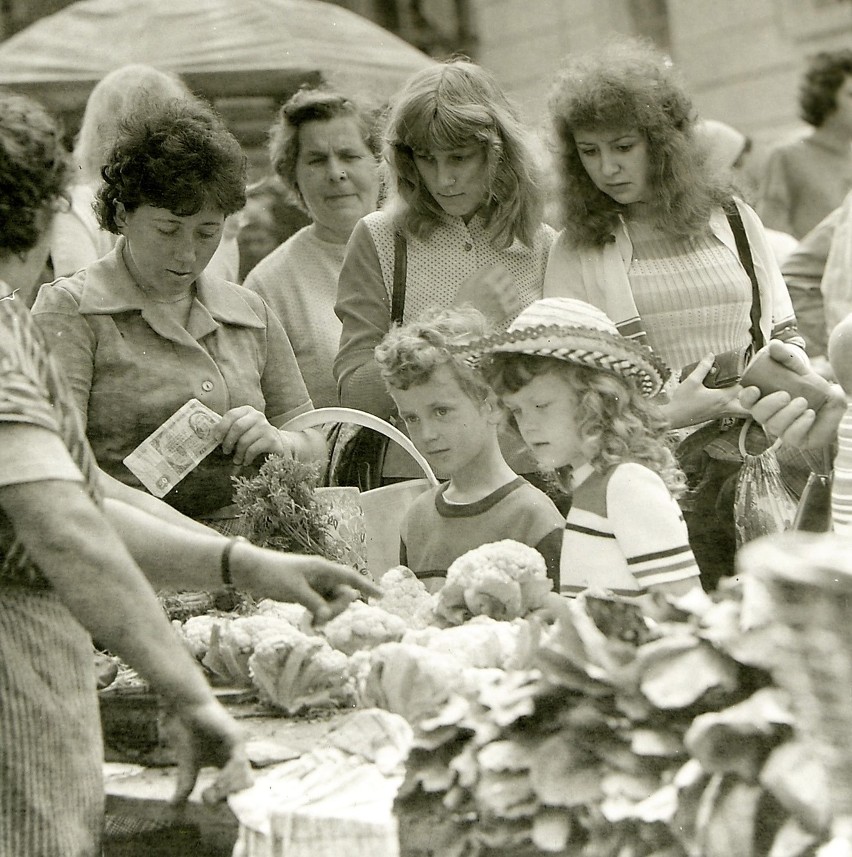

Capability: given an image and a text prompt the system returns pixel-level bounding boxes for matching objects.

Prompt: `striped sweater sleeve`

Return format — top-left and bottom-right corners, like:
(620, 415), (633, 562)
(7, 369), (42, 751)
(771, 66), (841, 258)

(607, 462), (700, 589)
(832, 405), (852, 534)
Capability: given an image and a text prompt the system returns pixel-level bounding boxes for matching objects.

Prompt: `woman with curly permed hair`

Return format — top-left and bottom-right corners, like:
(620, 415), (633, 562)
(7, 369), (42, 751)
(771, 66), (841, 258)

(49, 63), (242, 283)
(0, 87), (378, 857)
(758, 49), (852, 239)
(543, 37), (807, 589)
(32, 96), (326, 526)
(334, 58), (553, 481)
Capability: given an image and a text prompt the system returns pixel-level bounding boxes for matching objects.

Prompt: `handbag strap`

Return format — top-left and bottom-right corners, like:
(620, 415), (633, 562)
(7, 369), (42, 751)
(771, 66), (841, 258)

(391, 229), (407, 324)
(283, 406), (439, 486)
(725, 203), (765, 352)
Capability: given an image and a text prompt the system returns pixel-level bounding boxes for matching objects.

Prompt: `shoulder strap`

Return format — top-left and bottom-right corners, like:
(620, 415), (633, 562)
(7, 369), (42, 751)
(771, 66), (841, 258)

(724, 203), (765, 351)
(390, 230), (407, 324)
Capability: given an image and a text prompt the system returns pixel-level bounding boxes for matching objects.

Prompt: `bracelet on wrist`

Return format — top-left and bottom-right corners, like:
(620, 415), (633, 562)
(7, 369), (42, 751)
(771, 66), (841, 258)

(220, 536), (248, 587)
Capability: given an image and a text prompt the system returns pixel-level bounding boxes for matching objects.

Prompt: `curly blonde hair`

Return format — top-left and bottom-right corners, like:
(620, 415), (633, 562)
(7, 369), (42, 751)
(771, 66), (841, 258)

(384, 59), (545, 250)
(548, 36), (733, 246)
(483, 353), (686, 496)
(374, 306), (492, 402)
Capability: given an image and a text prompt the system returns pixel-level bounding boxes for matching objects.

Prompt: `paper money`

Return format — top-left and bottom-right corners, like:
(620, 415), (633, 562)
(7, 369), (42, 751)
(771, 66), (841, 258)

(123, 398), (221, 497)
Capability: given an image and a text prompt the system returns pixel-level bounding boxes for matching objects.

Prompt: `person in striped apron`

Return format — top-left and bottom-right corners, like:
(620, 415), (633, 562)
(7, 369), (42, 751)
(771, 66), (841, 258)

(0, 90), (378, 857)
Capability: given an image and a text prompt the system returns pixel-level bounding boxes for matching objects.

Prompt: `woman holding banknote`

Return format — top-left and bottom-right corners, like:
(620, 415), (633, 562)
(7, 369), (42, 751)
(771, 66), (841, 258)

(33, 96), (325, 526)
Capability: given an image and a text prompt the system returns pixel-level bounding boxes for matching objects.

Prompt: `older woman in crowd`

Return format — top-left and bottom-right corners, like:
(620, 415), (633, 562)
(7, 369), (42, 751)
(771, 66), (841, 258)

(244, 86), (382, 408)
(0, 87), (377, 857)
(32, 96), (325, 527)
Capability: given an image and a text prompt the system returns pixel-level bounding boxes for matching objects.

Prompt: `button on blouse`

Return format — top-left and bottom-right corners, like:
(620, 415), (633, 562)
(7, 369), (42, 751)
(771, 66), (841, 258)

(31, 238), (313, 517)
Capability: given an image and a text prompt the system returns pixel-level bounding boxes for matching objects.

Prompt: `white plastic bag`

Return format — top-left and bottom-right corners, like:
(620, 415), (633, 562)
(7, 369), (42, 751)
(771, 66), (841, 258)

(734, 421), (798, 548)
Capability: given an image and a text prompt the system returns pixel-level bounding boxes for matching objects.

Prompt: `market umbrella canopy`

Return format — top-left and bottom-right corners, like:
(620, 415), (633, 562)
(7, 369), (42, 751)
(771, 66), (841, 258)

(0, 0), (434, 114)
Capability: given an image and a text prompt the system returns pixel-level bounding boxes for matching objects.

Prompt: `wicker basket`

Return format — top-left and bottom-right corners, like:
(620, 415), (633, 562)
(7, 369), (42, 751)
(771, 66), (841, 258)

(738, 531), (852, 822)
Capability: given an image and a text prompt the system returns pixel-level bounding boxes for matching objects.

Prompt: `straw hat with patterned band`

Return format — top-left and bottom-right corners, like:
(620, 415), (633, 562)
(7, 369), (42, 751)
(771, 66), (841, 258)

(453, 297), (670, 397)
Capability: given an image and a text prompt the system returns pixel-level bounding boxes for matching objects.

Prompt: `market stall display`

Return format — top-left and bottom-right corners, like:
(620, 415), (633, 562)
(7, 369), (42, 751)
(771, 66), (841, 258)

(98, 442), (852, 856)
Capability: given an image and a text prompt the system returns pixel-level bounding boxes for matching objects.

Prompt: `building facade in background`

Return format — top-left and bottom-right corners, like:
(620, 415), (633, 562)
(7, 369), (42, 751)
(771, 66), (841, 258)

(4, 0), (852, 162)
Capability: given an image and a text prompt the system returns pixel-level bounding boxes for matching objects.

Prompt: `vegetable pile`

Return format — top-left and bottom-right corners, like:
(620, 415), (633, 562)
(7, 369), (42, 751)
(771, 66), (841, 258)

(163, 533), (839, 857)
(395, 582), (832, 857)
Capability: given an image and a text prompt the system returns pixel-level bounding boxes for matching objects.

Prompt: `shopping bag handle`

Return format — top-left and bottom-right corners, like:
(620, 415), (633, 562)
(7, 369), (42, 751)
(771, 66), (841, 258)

(283, 406), (439, 486)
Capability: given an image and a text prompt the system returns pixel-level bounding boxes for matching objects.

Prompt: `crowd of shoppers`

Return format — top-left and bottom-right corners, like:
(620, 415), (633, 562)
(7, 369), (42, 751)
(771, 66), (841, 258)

(4, 30), (852, 856)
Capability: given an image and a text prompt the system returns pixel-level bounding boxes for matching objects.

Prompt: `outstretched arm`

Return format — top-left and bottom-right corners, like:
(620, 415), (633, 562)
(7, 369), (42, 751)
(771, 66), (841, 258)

(105, 495), (380, 620)
(0, 458), (249, 804)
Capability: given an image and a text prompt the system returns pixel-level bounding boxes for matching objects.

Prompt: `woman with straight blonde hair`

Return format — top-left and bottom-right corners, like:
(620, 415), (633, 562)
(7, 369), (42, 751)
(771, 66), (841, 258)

(334, 59), (554, 480)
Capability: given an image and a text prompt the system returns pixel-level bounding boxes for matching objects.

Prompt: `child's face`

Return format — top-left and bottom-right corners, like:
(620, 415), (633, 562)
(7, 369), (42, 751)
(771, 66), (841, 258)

(392, 364), (494, 478)
(500, 370), (587, 471)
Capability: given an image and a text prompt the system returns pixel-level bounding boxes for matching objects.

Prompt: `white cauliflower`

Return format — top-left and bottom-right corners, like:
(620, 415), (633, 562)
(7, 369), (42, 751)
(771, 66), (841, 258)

(434, 540), (553, 626)
(203, 615), (304, 685)
(175, 614), (223, 660)
(369, 566), (435, 629)
(253, 598), (315, 633)
(356, 641), (467, 725)
(402, 615), (531, 669)
(321, 600), (408, 655)
(248, 632), (353, 715)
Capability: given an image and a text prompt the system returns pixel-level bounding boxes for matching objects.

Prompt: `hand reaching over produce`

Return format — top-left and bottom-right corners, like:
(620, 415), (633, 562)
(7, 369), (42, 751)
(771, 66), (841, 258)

(206, 537), (379, 625)
(165, 697), (253, 806)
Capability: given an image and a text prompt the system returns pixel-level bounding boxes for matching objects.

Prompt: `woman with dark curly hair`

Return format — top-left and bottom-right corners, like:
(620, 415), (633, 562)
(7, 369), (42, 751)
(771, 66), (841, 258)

(32, 96), (326, 524)
(334, 58), (553, 480)
(244, 86), (382, 408)
(543, 37), (807, 589)
(0, 88), (379, 857)
(759, 48), (852, 239)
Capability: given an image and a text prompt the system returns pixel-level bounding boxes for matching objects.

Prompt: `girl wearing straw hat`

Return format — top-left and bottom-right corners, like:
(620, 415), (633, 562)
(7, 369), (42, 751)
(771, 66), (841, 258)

(468, 297), (705, 601)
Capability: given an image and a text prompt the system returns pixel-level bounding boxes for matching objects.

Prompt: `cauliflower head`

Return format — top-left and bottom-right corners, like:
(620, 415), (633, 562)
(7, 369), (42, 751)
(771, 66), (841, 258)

(356, 641), (466, 725)
(402, 615), (528, 669)
(322, 600), (408, 655)
(249, 631), (353, 715)
(253, 598), (314, 633)
(203, 615), (305, 685)
(177, 614), (224, 660)
(369, 566), (434, 629)
(435, 540), (553, 625)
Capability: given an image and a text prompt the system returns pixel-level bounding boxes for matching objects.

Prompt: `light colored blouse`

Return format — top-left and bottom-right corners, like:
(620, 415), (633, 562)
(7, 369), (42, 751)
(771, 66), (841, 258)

(31, 238), (313, 517)
(335, 209), (555, 419)
(543, 198), (804, 362)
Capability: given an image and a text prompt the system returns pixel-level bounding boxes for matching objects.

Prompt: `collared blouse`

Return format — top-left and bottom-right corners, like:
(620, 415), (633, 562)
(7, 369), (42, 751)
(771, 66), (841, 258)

(32, 238), (313, 517)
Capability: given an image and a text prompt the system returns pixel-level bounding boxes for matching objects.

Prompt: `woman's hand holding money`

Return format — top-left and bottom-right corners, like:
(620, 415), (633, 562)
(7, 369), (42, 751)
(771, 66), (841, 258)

(214, 406), (305, 465)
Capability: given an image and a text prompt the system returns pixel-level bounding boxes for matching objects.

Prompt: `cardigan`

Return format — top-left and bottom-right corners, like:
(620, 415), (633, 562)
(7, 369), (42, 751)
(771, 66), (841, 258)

(543, 198), (805, 358)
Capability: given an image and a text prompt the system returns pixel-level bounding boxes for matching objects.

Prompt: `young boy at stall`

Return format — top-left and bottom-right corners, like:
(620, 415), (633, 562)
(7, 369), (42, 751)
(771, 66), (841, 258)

(469, 297), (705, 601)
(374, 308), (564, 592)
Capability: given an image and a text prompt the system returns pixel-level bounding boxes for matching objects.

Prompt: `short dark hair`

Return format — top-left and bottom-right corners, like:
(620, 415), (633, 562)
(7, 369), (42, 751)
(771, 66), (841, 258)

(0, 89), (68, 257)
(96, 97), (247, 234)
(799, 49), (852, 127)
(268, 86), (382, 211)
